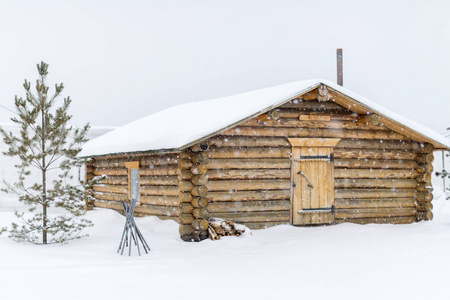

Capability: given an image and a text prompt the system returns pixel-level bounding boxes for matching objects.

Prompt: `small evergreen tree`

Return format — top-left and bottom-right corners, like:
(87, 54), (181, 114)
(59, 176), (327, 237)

(0, 62), (92, 244)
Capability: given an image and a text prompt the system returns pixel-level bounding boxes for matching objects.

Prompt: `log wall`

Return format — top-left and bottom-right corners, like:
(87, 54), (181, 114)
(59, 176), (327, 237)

(86, 152), (180, 220)
(85, 96), (435, 235)
(202, 98), (432, 228)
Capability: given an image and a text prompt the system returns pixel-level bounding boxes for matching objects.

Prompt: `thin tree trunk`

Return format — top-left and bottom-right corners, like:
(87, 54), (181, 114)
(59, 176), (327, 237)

(41, 92), (47, 245)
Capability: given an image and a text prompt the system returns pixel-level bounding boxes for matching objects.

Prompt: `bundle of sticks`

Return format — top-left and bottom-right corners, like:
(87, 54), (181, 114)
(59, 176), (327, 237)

(208, 220), (245, 240)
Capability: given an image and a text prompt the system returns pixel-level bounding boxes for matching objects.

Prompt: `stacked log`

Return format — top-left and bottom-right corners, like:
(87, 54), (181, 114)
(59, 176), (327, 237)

(84, 159), (95, 210)
(414, 143), (434, 221)
(178, 143), (210, 242)
(208, 220), (245, 240)
(89, 153), (180, 220)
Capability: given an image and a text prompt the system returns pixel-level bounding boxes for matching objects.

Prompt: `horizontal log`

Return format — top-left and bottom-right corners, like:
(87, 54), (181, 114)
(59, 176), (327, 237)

(192, 219), (209, 231)
(93, 155), (178, 168)
(336, 216), (416, 225)
(140, 185), (179, 196)
(180, 203), (194, 214)
(178, 170), (192, 181)
(336, 139), (420, 151)
(93, 192), (128, 202)
(417, 183), (433, 192)
(416, 211), (433, 221)
(93, 165), (178, 176)
(93, 185), (127, 194)
(207, 169), (290, 180)
(417, 193), (433, 202)
(191, 152), (209, 164)
(141, 165), (178, 176)
(209, 211), (290, 223)
(335, 198), (416, 209)
(357, 113), (381, 126)
(280, 100), (348, 111)
(179, 158), (193, 170)
(416, 153), (434, 164)
(334, 159), (418, 169)
(335, 189), (417, 199)
(208, 136), (290, 148)
(93, 200), (179, 217)
(208, 147), (290, 159)
(180, 214), (195, 225)
(334, 169), (418, 179)
(192, 197), (208, 208)
(335, 207), (416, 219)
(334, 149), (416, 160)
(207, 180), (290, 191)
(208, 158), (291, 170)
(99, 175), (179, 186)
(416, 143), (434, 153)
(416, 173), (431, 183)
(179, 181), (193, 192)
(208, 200), (290, 213)
(191, 174), (209, 186)
(223, 126), (407, 140)
(191, 142), (209, 152)
(416, 164), (433, 173)
(193, 208), (209, 219)
(208, 190), (291, 201)
(180, 192), (193, 203)
(416, 201), (433, 212)
(179, 225), (194, 236)
(242, 118), (386, 131)
(190, 163), (208, 175)
(277, 109), (357, 120)
(191, 186), (208, 197)
(335, 179), (417, 189)
(140, 195), (179, 206)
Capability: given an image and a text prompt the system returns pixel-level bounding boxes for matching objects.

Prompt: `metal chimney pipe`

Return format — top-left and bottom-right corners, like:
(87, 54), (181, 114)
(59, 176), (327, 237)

(337, 49), (343, 86)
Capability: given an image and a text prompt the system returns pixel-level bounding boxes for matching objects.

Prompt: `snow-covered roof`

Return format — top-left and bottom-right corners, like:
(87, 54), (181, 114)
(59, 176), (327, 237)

(79, 79), (450, 157)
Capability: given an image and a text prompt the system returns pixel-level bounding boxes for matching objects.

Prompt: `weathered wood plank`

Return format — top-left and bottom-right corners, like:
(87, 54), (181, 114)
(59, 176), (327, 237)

(334, 159), (418, 170)
(207, 169), (290, 180)
(335, 189), (417, 199)
(335, 216), (416, 224)
(242, 118), (386, 131)
(208, 200), (290, 213)
(209, 211), (290, 223)
(335, 178), (417, 189)
(208, 147), (290, 159)
(334, 149), (416, 160)
(208, 158), (291, 170)
(207, 190), (291, 202)
(99, 175), (178, 186)
(335, 198), (416, 209)
(334, 169), (418, 179)
(223, 126), (407, 140)
(335, 207), (416, 219)
(207, 180), (290, 191)
(93, 200), (180, 217)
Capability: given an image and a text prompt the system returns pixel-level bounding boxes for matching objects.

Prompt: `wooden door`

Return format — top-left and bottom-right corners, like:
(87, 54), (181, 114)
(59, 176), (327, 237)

(288, 138), (340, 225)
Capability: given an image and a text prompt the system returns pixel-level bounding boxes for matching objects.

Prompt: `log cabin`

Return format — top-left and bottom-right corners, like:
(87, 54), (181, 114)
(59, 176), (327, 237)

(79, 79), (450, 242)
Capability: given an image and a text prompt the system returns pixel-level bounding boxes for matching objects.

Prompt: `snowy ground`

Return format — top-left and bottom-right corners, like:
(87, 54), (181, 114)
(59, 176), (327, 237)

(1, 189), (450, 300)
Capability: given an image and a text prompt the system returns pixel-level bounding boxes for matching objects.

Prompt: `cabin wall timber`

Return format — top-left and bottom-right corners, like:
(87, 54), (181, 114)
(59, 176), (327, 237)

(184, 97), (434, 231)
(85, 153), (180, 220)
(84, 89), (435, 241)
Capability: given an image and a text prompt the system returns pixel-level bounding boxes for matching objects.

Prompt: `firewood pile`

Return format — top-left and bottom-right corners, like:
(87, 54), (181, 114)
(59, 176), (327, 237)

(208, 219), (245, 240)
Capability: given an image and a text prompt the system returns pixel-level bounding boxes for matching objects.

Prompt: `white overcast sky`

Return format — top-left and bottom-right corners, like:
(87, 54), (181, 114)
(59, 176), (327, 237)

(0, 0), (449, 135)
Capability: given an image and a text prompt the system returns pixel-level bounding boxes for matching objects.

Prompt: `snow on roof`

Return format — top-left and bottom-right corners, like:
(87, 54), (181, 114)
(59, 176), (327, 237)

(79, 79), (450, 157)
